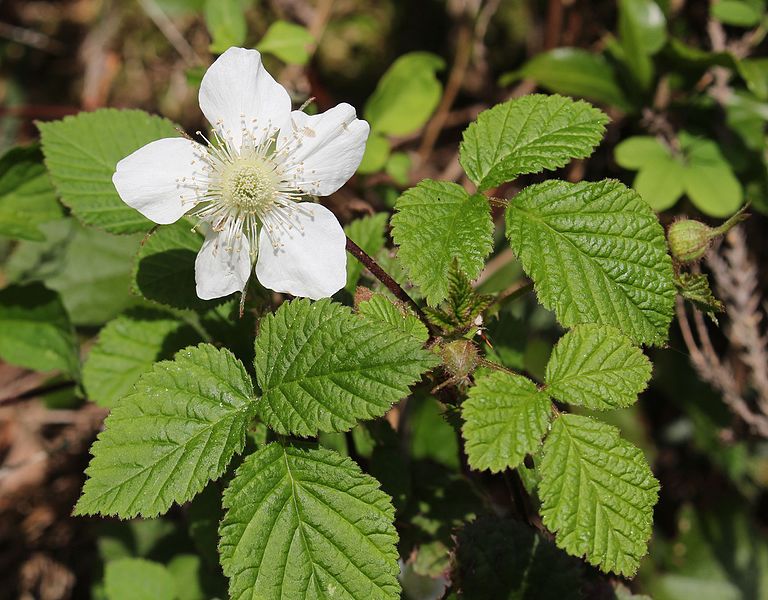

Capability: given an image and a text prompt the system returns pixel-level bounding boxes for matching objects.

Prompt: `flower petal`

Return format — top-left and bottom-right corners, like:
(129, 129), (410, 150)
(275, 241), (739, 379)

(195, 229), (252, 300)
(278, 103), (370, 196)
(199, 47), (291, 151)
(112, 138), (205, 224)
(255, 203), (346, 299)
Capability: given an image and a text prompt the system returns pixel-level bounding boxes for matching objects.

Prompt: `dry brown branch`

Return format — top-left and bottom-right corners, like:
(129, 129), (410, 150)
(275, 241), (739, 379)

(707, 228), (768, 415)
(676, 226), (768, 437)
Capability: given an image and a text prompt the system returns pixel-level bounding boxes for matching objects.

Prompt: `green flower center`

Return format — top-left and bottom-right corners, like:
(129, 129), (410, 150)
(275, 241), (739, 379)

(222, 158), (278, 214)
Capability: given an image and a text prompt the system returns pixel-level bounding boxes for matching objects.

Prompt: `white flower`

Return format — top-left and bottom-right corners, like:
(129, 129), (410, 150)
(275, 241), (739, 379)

(112, 47), (370, 300)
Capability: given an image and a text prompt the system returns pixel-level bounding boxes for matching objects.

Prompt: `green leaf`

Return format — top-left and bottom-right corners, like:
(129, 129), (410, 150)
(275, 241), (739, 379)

(712, 0), (762, 27)
(391, 180), (493, 306)
(614, 136), (669, 169)
(617, 0), (667, 90)
(505, 179), (676, 345)
(257, 20), (315, 65)
(634, 155), (686, 211)
(205, 0), (249, 52)
(364, 52), (445, 136)
(738, 58), (768, 101)
(455, 518), (582, 600)
(385, 152), (411, 186)
(538, 413), (659, 576)
(345, 212), (389, 292)
(83, 308), (201, 408)
(7, 219), (142, 326)
(410, 393), (461, 470)
(508, 48), (631, 111)
(254, 298), (437, 436)
(675, 272), (724, 317)
(357, 132), (391, 174)
(357, 293), (429, 343)
(460, 94), (608, 191)
(219, 443), (400, 600)
(681, 134), (743, 217)
(462, 370), (551, 472)
(76, 344), (256, 518)
(0, 283), (79, 379)
(0, 145), (63, 241)
(38, 109), (180, 234)
(167, 554), (207, 600)
(544, 324), (652, 410)
(133, 220), (223, 311)
(105, 558), (176, 600)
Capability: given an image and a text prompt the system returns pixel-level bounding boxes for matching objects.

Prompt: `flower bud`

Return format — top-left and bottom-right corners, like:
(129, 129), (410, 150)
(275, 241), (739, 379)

(440, 340), (479, 379)
(668, 209), (749, 264)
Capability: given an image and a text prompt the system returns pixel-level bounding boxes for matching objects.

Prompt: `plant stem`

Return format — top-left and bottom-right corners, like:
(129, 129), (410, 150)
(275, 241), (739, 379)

(345, 237), (437, 336)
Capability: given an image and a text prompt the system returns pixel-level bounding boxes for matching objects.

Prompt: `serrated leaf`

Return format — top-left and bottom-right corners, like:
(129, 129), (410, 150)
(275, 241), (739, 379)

(391, 180), (492, 306)
(459, 94), (608, 191)
(219, 443), (400, 600)
(345, 212), (389, 292)
(133, 220), (222, 311)
(0, 145), (63, 241)
(38, 109), (180, 234)
(545, 324), (651, 410)
(105, 558), (176, 600)
(675, 272), (724, 316)
(357, 293), (429, 343)
(257, 20), (315, 65)
(506, 179), (676, 345)
(0, 283), (79, 379)
(454, 518), (582, 600)
(255, 298), (437, 436)
(76, 344), (255, 518)
(539, 413), (659, 576)
(462, 370), (551, 472)
(364, 52), (445, 136)
(83, 308), (201, 408)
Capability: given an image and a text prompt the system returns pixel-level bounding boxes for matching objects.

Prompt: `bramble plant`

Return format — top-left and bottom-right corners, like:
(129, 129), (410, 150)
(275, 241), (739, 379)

(19, 46), (676, 598)
(10, 0), (768, 589)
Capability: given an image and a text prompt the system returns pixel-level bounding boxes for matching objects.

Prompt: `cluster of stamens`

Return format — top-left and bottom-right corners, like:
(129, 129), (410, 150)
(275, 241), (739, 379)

(175, 114), (324, 261)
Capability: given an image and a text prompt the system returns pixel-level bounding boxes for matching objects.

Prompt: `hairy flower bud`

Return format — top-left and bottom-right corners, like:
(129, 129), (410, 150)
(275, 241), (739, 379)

(667, 209), (749, 264)
(440, 340), (479, 379)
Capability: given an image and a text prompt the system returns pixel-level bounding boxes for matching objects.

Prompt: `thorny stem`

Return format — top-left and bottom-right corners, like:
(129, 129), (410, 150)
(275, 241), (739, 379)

(345, 237), (439, 338)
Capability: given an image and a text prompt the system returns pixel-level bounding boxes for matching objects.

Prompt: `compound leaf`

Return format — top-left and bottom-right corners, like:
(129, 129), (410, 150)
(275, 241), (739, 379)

(76, 344), (255, 518)
(545, 324), (651, 410)
(255, 298), (437, 436)
(460, 94), (608, 191)
(506, 179), (676, 345)
(462, 370), (551, 472)
(391, 180), (492, 306)
(219, 443), (400, 600)
(539, 413), (659, 576)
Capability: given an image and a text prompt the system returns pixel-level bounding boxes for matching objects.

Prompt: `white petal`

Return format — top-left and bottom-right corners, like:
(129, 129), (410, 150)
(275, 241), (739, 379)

(112, 138), (205, 224)
(199, 47), (291, 151)
(278, 103), (370, 196)
(255, 203), (346, 299)
(195, 229), (252, 300)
